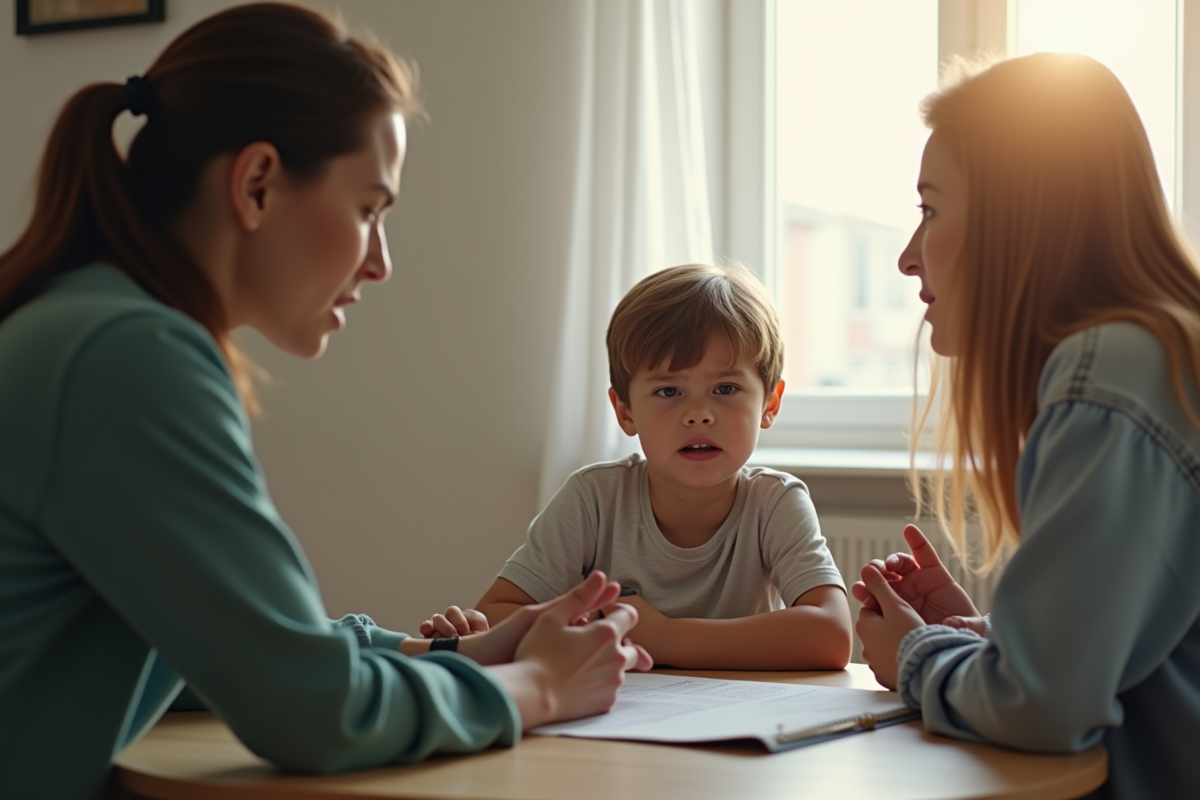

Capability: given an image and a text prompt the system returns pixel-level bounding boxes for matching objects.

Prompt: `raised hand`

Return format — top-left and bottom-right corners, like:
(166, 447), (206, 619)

(419, 606), (489, 638)
(851, 524), (979, 625)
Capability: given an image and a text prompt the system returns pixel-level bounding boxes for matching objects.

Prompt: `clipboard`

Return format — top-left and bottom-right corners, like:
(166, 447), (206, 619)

(532, 672), (921, 752)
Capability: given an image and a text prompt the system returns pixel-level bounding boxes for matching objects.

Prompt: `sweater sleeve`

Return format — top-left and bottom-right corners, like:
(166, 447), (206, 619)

(897, 400), (1200, 752)
(36, 313), (519, 772)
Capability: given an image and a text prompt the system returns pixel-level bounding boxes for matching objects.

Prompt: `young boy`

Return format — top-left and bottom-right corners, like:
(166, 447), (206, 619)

(477, 264), (850, 670)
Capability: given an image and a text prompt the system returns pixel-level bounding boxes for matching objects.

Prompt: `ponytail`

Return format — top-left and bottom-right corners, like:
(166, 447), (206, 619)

(0, 3), (419, 412)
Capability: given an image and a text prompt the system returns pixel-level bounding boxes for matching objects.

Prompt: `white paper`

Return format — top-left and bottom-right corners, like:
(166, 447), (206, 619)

(532, 673), (913, 749)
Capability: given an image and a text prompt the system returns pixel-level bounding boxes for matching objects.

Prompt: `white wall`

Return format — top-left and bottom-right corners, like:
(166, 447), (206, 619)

(0, 0), (578, 630)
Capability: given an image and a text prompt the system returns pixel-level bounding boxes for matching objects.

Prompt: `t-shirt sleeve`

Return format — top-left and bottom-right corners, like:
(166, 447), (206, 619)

(897, 400), (1200, 752)
(759, 482), (845, 606)
(497, 472), (597, 603)
(36, 313), (519, 772)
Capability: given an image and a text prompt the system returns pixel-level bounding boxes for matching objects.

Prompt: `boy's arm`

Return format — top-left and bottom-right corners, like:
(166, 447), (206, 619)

(476, 577), (539, 625)
(616, 585), (851, 670)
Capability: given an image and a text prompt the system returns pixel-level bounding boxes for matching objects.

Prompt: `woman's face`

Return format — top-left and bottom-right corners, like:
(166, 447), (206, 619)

(239, 111), (407, 358)
(898, 128), (967, 356)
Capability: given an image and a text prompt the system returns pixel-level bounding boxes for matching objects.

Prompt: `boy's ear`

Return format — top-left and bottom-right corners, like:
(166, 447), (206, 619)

(608, 387), (639, 437)
(761, 379), (785, 429)
(229, 141), (284, 233)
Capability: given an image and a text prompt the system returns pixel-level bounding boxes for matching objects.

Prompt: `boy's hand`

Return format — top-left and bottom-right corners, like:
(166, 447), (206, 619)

(850, 525), (979, 625)
(419, 606), (490, 638)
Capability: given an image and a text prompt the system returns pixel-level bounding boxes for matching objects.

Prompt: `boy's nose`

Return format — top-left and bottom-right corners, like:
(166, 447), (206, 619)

(684, 406), (715, 425)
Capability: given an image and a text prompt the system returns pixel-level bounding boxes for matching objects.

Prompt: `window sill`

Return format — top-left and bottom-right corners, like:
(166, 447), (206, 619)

(751, 447), (932, 478)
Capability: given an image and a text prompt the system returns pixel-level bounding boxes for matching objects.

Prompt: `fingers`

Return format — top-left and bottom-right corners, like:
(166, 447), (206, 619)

(595, 601), (639, 639)
(903, 524), (945, 570)
(419, 620), (436, 637)
(463, 608), (490, 633)
(850, 581), (882, 612)
(859, 564), (911, 616)
(624, 639), (654, 672)
(883, 552), (919, 575)
(548, 571), (620, 624)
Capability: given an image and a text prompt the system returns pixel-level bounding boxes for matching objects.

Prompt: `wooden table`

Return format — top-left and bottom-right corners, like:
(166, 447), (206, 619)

(115, 665), (1107, 800)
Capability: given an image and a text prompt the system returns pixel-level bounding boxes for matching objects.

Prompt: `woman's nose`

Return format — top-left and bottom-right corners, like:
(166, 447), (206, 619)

(898, 226), (922, 277)
(363, 222), (393, 283)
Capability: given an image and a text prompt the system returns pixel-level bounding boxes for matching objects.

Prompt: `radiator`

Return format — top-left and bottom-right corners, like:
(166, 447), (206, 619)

(820, 515), (1003, 663)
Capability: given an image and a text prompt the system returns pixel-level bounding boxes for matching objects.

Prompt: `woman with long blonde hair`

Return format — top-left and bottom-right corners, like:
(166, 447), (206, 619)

(854, 53), (1200, 799)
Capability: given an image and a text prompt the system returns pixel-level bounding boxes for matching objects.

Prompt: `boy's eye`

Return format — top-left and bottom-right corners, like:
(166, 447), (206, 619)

(714, 384), (738, 396)
(655, 387), (680, 398)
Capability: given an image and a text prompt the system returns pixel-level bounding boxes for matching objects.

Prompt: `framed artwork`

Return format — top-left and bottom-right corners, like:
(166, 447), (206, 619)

(16, 0), (165, 36)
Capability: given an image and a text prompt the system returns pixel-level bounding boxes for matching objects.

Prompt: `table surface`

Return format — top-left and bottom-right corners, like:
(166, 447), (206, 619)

(115, 665), (1107, 800)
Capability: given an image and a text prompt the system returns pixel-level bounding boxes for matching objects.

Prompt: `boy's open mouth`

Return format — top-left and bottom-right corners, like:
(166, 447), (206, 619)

(679, 441), (722, 460)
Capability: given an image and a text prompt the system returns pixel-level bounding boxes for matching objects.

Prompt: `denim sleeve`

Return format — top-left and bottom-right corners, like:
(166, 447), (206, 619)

(38, 315), (519, 772)
(897, 400), (1200, 752)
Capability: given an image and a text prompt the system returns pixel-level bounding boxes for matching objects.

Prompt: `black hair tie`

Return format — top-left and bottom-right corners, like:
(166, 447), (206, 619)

(125, 75), (154, 117)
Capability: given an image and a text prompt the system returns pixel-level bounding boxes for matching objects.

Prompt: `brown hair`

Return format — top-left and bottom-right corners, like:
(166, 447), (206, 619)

(606, 263), (784, 403)
(912, 53), (1200, 570)
(0, 2), (420, 412)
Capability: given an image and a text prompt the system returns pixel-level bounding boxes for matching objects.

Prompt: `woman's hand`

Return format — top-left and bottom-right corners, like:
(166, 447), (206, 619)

(419, 606), (489, 638)
(855, 564), (926, 690)
(851, 524), (979, 624)
(601, 595), (670, 660)
(488, 571), (653, 730)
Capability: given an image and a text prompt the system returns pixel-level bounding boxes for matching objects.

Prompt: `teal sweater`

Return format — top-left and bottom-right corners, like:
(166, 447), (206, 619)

(0, 266), (520, 799)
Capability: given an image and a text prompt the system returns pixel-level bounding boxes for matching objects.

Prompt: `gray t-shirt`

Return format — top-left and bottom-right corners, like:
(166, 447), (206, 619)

(499, 454), (844, 618)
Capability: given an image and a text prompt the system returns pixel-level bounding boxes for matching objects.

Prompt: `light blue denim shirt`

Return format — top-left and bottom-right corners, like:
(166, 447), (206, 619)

(898, 322), (1200, 800)
(0, 266), (520, 799)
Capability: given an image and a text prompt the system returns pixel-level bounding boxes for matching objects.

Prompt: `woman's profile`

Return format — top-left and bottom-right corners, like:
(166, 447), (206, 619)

(0, 5), (649, 798)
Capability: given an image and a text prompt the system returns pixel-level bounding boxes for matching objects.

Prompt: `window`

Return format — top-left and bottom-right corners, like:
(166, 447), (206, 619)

(726, 0), (1190, 453)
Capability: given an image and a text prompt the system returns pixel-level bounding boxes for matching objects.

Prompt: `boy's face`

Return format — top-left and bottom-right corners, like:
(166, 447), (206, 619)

(609, 331), (785, 495)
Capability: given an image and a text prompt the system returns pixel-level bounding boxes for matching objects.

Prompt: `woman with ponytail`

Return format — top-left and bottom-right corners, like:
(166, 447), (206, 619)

(853, 54), (1200, 799)
(0, 5), (650, 798)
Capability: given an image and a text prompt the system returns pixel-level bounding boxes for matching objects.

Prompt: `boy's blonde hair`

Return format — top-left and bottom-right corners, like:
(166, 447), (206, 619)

(914, 53), (1200, 570)
(606, 263), (784, 404)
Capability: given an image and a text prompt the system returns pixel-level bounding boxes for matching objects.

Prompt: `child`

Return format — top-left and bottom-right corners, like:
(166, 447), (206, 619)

(474, 263), (851, 670)
(853, 54), (1200, 800)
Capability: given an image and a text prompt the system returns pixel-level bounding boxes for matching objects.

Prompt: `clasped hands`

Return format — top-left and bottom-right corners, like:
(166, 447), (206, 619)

(852, 524), (983, 690)
(417, 572), (653, 671)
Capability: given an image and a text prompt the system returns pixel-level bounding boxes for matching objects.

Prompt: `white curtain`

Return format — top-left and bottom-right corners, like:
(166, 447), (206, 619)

(538, 0), (715, 508)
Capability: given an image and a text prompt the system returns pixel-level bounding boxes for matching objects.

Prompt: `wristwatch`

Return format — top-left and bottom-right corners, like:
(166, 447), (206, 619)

(429, 636), (460, 652)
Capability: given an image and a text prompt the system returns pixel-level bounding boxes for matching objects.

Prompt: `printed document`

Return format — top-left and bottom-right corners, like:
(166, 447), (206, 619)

(532, 673), (917, 752)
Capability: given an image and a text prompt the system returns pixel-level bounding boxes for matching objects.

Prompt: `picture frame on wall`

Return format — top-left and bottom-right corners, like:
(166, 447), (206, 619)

(16, 0), (165, 36)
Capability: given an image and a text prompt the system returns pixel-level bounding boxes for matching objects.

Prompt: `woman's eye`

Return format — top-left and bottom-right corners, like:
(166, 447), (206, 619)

(715, 384), (738, 396)
(917, 203), (935, 221)
(655, 387), (680, 398)
(364, 209), (380, 224)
